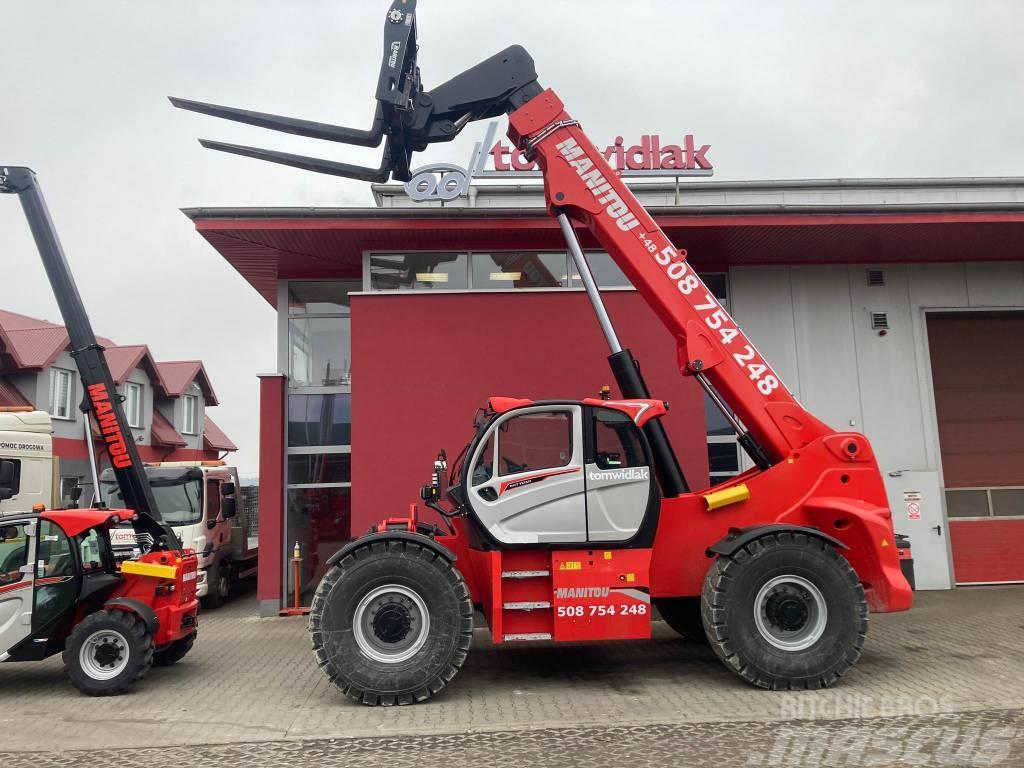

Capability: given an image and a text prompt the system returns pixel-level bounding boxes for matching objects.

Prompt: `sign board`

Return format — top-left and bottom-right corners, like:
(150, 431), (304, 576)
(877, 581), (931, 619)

(906, 501), (922, 521)
(405, 122), (713, 202)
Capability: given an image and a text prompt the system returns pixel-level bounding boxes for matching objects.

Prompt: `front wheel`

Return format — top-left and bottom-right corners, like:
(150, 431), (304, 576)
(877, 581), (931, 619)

(63, 610), (154, 696)
(701, 531), (868, 690)
(202, 560), (231, 609)
(309, 537), (473, 706)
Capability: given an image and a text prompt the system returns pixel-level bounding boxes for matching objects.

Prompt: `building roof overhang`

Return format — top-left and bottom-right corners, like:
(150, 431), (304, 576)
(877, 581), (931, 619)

(184, 177), (1024, 307)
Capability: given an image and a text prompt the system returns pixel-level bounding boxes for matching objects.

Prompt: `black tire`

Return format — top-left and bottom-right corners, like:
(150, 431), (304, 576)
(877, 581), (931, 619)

(309, 537), (473, 706)
(654, 597), (708, 644)
(63, 610), (154, 696)
(202, 560), (230, 609)
(153, 630), (197, 667)
(701, 531), (868, 690)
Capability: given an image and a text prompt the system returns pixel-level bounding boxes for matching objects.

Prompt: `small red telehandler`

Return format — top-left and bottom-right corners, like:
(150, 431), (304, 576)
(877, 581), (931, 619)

(175, 0), (913, 705)
(0, 167), (200, 694)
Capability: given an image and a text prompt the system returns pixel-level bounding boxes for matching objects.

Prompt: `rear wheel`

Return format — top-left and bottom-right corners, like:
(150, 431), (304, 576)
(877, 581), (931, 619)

(63, 610), (153, 696)
(701, 531), (868, 690)
(309, 537), (473, 706)
(154, 630), (197, 667)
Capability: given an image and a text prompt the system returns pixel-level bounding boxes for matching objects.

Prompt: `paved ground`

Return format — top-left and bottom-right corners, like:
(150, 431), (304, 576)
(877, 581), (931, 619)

(1, 586), (1022, 767)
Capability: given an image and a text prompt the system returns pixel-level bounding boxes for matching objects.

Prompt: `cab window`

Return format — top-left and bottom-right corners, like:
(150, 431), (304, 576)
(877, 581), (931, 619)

(37, 521), (74, 578)
(206, 479), (221, 522)
(0, 525), (29, 586)
(78, 528), (112, 572)
(593, 409), (647, 470)
(497, 411), (572, 477)
(472, 437), (494, 486)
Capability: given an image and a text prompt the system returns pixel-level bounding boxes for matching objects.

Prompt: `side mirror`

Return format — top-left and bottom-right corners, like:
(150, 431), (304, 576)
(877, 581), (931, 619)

(222, 497), (237, 520)
(221, 482), (236, 496)
(70, 486), (83, 502)
(1, 525), (19, 542)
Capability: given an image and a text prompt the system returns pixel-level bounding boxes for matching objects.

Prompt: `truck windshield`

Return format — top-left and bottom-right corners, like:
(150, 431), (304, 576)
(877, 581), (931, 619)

(101, 479), (203, 526)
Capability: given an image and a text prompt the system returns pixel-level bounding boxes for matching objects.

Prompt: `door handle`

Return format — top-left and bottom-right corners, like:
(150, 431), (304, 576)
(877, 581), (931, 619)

(932, 525), (942, 536)
(478, 487), (498, 502)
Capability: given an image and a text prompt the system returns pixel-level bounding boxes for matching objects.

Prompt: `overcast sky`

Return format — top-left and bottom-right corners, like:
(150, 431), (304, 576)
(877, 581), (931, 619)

(3, 1), (1022, 473)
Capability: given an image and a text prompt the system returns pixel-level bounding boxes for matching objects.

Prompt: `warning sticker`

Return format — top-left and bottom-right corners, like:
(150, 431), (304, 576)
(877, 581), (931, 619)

(903, 491), (922, 502)
(906, 501), (922, 521)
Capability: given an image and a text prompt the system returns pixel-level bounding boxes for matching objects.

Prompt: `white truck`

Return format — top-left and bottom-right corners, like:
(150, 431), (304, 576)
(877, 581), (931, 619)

(100, 462), (258, 608)
(0, 409), (54, 514)
(0, 412), (256, 608)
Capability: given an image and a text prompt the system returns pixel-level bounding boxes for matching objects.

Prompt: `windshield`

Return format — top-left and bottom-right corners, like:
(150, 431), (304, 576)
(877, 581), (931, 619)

(101, 479), (203, 527)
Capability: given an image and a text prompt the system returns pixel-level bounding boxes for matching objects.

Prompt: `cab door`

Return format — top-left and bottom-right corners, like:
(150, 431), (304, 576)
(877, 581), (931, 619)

(469, 406), (587, 544)
(585, 407), (656, 543)
(0, 519), (36, 658)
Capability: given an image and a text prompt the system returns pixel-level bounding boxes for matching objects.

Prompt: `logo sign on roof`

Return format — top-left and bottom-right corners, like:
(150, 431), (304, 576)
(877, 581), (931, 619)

(404, 122), (713, 203)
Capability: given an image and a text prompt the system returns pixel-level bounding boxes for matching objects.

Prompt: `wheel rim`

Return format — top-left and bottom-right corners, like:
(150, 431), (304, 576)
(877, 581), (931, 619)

(79, 629), (131, 680)
(218, 572), (230, 598)
(753, 575), (828, 652)
(352, 585), (430, 664)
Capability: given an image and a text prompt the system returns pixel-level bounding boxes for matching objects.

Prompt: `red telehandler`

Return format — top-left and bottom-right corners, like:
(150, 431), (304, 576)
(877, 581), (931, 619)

(175, 0), (913, 705)
(0, 167), (200, 694)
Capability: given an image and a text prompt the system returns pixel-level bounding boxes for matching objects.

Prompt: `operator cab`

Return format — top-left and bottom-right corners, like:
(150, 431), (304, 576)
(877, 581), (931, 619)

(453, 397), (664, 546)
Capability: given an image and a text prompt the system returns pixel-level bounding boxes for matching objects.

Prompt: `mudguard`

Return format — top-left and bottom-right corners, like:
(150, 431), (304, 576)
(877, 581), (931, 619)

(706, 523), (847, 558)
(103, 597), (160, 636)
(325, 530), (457, 568)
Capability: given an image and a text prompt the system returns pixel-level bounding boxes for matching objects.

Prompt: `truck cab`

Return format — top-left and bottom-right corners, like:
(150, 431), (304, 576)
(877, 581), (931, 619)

(0, 409), (54, 516)
(100, 462), (257, 607)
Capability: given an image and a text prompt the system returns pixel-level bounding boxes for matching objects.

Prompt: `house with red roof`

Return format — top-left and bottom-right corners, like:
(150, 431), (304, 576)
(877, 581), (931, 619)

(0, 308), (236, 503)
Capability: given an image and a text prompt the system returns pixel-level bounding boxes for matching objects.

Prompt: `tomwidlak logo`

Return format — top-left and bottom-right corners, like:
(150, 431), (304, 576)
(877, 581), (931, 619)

(87, 383), (133, 469)
(403, 122), (713, 203)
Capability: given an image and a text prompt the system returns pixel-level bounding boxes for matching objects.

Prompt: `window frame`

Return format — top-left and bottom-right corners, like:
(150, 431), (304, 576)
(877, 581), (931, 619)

(364, 249), (635, 293)
(124, 381), (143, 429)
(49, 367), (75, 421)
(182, 393), (198, 435)
(495, 409), (574, 478)
(945, 486), (1024, 521)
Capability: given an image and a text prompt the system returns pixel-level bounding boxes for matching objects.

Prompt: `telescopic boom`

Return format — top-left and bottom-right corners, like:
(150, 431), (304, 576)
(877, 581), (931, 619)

(1, 166), (181, 550)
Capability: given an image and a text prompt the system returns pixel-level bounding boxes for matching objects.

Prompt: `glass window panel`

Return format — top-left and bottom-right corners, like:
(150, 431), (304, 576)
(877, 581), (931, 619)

(708, 442), (740, 474)
(991, 489), (1024, 517)
(288, 453), (351, 485)
(369, 252), (468, 291)
(288, 394), (352, 447)
(497, 411), (572, 476)
(570, 252), (631, 289)
(472, 437), (494, 486)
(702, 273), (729, 305)
(704, 394), (735, 437)
(288, 316), (352, 387)
(286, 487), (352, 604)
(472, 252), (568, 289)
(594, 408), (647, 470)
(288, 281), (360, 315)
(0, 523), (30, 587)
(709, 474), (735, 487)
(945, 489), (990, 518)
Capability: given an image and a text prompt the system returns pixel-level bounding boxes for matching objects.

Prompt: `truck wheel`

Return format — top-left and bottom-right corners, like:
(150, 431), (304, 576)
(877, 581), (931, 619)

(309, 538), (473, 706)
(202, 560), (230, 609)
(63, 610), (154, 696)
(153, 630), (197, 667)
(701, 531), (868, 690)
(654, 597), (708, 643)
